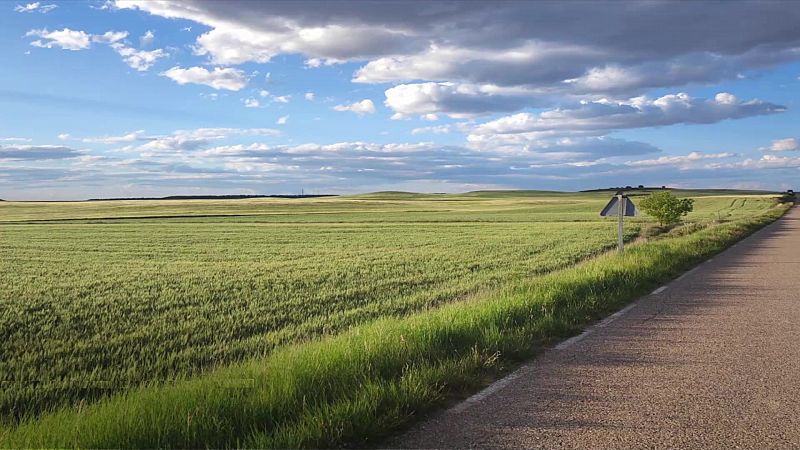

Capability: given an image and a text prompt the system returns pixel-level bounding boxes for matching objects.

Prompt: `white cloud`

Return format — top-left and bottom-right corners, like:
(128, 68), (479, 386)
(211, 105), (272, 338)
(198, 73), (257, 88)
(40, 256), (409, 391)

(0, 144), (80, 160)
(243, 98), (261, 108)
(111, 43), (167, 71)
(412, 124), (454, 135)
(160, 66), (248, 91)
(626, 152), (736, 167)
(253, 90), (291, 104)
(26, 28), (91, 50)
(333, 99), (376, 115)
(304, 92), (315, 101)
(354, 42), (602, 87)
(384, 82), (536, 119)
(761, 137), (798, 152)
(15, 2), (57, 13)
(470, 93), (783, 137)
(714, 92), (738, 105)
(0, 137), (32, 142)
(110, 1), (800, 119)
(736, 154), (800, 169)
(24, 28), (166, 71)
(135, 128), (279, 155)
(92, 30), (128, 44)
(140, 30), (155, 47)
(78, 130), (147, 144)
(411, 122), (473, 135)
(277, 115), (289, 125)
(70, 128), (279, 153)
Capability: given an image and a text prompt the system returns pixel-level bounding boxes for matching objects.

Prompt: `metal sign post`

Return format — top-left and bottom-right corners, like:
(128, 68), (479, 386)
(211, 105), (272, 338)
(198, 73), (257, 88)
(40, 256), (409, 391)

(617, 192), (624, 252)
(600, 191), (638, 253)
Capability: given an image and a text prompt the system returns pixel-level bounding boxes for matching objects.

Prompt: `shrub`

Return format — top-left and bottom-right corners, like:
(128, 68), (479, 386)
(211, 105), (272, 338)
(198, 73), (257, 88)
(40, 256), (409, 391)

(639, 191), (694, 226)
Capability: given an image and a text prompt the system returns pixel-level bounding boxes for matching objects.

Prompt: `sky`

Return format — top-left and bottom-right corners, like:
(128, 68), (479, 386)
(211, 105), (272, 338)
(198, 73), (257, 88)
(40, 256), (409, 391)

(1, 0), (800, 200)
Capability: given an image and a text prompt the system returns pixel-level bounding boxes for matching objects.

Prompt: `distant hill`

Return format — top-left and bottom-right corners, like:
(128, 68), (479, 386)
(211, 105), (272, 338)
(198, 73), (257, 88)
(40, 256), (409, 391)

(86, 194), (336, 201)
(580, 187), (780, 196)
(581, 186), (668, 193)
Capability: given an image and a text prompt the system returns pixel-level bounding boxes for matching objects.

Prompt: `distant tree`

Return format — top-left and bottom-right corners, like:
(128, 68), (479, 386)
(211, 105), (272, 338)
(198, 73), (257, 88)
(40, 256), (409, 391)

(639, 191), (694, 226)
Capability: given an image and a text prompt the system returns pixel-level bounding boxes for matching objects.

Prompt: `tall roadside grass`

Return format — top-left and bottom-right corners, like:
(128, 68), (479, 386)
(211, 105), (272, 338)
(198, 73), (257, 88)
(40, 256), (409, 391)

(0, 204), (790, 448)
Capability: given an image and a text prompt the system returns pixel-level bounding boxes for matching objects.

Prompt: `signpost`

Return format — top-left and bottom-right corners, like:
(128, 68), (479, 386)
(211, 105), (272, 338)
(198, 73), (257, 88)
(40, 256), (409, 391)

(600, 191), (638, 252)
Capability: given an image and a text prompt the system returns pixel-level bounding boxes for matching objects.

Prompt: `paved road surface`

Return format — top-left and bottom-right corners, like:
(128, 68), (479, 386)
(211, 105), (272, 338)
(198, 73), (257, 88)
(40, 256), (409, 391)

(395, 208), (800, 449)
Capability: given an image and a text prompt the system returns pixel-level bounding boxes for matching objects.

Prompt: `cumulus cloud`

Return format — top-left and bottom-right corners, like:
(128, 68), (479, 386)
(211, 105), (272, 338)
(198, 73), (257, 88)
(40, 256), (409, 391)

(69, 128), (279, 153)
(354, 42), (605, 87)
(385, 82), (538, 119)
(470, 93), (783, 137)
(160, 66), (248, 91)
(243, 98), (261, 108)
(140, 30), (155, 47)
(5, 133), (797, 199)
(77, 130), (147, 144)
(24, 28), (167, 71)
(106, 1), (800, 119)
(304, 92), (315, 101)
(112, 1), (800, 101)
(736, 154), (800, 169)
(761, 137), (798, 152)
(411, 123), (471, 135)
(277, 115), (289, 125)
(91, 30), (128, 44)
(625, 152), (736, 167)
(111, 43), (167, 71)
(0, 144), (80, 160)
(333, 99), (376, 115)
(14, 2), (57, 13)
(134, 128), (280, 155)
(26, 28), (91, 50)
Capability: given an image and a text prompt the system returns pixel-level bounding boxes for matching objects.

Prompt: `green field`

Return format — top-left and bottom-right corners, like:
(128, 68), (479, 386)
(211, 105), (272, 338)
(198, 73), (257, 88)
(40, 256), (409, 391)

(0, 190), (785, 435)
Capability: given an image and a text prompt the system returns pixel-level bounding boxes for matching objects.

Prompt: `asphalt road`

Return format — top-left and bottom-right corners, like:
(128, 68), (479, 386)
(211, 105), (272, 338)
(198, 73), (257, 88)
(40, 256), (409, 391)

(395, 208), (800, 449)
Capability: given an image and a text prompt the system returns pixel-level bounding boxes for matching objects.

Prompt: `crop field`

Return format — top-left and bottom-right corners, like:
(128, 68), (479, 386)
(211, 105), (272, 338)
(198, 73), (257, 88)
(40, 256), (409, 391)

(0, 190), (782, 424)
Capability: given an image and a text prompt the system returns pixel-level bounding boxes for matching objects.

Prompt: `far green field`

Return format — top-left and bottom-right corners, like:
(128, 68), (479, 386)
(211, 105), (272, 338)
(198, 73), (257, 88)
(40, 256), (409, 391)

(0, 190), (781, 421)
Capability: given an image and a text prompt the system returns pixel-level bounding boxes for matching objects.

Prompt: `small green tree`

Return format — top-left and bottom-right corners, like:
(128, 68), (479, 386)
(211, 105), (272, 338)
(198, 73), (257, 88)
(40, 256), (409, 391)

(639, 191), (694, 226)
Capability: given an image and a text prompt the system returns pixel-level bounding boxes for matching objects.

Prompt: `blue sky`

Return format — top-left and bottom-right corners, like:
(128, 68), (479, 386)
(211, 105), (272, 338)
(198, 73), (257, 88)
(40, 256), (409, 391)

(1, 1), (799, 200)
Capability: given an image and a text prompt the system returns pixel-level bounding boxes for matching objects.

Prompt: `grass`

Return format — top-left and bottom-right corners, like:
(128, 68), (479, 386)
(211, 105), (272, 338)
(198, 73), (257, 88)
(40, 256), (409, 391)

(0, 191), (788, 447)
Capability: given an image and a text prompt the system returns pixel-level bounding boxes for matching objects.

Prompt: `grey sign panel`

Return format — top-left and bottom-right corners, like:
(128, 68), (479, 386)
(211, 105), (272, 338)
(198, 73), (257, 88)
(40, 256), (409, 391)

(600, 196), (638, 216)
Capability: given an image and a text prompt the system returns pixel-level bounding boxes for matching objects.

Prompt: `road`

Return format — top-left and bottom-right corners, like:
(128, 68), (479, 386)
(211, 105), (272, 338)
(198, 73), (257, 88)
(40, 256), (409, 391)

(395, 208), (800, 449)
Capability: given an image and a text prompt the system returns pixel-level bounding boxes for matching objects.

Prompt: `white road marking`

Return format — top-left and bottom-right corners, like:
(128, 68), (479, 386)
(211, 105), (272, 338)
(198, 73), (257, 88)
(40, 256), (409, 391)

(595, 303), (638, 328)
(554, 302), (638, 351)
(451, 370), (523, 413)
(675, 265), (701, 282)
(453, 302), (642, 414)
(553, 331), (592, 351)
(450, 248), (726, 414)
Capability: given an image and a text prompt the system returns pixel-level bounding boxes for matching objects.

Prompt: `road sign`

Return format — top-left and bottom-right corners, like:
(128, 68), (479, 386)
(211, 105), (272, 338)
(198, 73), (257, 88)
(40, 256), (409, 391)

(600, 192), (638, 252)
(600, 196), (638, 217)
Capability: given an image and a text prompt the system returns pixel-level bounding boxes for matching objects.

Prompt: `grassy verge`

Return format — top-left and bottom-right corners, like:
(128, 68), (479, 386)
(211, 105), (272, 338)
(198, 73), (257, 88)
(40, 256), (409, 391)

(0, 203), (790, 448)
